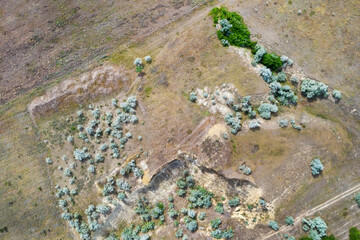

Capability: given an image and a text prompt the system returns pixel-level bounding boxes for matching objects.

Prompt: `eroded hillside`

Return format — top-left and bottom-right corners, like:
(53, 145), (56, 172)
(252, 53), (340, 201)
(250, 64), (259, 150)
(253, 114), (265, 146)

(0, 1), (360, 240)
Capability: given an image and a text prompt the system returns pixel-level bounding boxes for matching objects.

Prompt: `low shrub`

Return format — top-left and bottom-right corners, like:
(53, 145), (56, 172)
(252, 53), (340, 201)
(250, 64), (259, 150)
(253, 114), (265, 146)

(301, 79), (329, 99)
(144, 56), (152, 63)
(355, 193), (360, 207)
(332, 90), (342, 100)
(239, 165), (252, 175)
(189, 92), (197, 102)
(211, 218), (222, 229)
(278, 119), (289, 128)
(248, 119), (260, 129)
(228, 197), (240, 207)
(215, 202), (224, 214)
(310, 158), (324, 176)
(268, 220), (279, 231)
(258, 103), (278, 119)
(285, 216), (294, 226)
(302, 217), (327, 240)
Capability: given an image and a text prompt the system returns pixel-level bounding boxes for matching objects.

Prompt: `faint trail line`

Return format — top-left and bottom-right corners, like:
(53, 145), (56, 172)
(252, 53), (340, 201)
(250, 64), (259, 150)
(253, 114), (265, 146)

(261, 183), (360, 240)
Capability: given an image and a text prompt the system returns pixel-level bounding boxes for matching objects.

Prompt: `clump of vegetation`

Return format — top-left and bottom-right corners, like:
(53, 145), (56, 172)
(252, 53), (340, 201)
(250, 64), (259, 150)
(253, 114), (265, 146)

(210, 7), (256, 49)
(45, 158), (53, 164)
(349, 227), (360, 240)
(260, 67), (272, 83)
(188, 186), (214, 209)
(302, 217), (327, 240)
(248, 119), (260, 129)
(290, 76), (299, 85)
(144, 56), (152, 63)
(257, 103), (278, 119)
(198, 212), (206, 220)
(134, 58), (144, 73)
(184, 217), (198, 232)
(354, 193), (360, 207)
(280, 55), (294, 68)
(211, 227), (234, 239)
(301, 79), (329, 99)
(269, 82), (297, 105)
(224, 113), (242, 134)
(278, 119), (289, 128)
(175, 229), (183, 238)
(290, 119), (302, 131)
(332, 90), (342, 101)
(268, 220), (279, 231)
(260, 53), (283, 72)
(310, 158), (324, 176)
(241, 96), (256, 118)
(215, 202), (224, 214)
(239, 165), (252, 175)
(285, 216), (294, 226)
(211, 218), (222, 229)
(228, 197), (240, 207)
(253, 44), (267, 63)
(189, 92), (197, 102)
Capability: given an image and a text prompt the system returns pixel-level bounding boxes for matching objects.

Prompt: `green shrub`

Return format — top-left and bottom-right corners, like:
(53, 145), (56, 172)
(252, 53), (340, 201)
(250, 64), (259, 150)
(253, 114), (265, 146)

(228, 197), (240, 207)
(260, 53), (283, 72)
(210, 7), (256, 50)
(285, 216), (294, 226)
(349, 227), (360, 240)
(215, 202), (224, 214)
(355, 193), (360, 207)
(268, 220), (279, 231)
(211, 218), (222, 229)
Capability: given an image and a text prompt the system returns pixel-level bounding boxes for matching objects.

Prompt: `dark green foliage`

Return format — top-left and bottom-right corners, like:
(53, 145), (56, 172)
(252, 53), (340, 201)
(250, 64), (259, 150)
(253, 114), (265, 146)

(210, 7), (257, 50)
(350, 227), (360, 240)
(260, 53), (283, 72)
(136, 66), (144, 73)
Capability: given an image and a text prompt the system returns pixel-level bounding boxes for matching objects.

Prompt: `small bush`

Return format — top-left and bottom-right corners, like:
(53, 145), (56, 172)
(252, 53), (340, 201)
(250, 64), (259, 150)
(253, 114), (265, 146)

(332, 90), (342, 100)
(175, 229), (183, 238)
(239, 165), (252, 175)
(248, 119), (260, 129)
(211, 218), (222, 229)
(144, 56), (152, 63)
(355, 193), (360, 207)
(278, 119), (289, 128)
(254, 44), (266, 63)
(268, 220), (279, 231)
(260, 67), (273, 83)
(134, 58), (143, 66)
(45, 158), (53, 164)
(198, 212), (206, 220)
(301, 79), (329, 99)
(285, 216), (294, 226)
(310, 158), (324, 176)
(302, 217), (327, 239)
(228, 197), (240, 207)
(189, 92), (197, 102)
(258, 103), (278, 119)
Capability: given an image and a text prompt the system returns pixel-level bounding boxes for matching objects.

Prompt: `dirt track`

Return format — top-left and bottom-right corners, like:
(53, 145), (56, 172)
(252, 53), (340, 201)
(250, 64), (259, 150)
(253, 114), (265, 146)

(261, 183), (360, 239)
